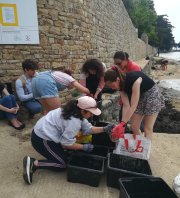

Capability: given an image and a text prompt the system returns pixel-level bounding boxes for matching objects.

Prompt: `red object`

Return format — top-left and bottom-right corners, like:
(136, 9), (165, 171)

(111, 61), (141, 73)
(112, 121), (126, 140)
(126, 60), (141, 72)
(111, 65), (118, 71)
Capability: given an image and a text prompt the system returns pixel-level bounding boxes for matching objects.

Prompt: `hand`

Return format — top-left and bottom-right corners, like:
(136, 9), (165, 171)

(94, 94), (98, 100)
(94, 92), (99, 100)
(103, 123), (115, 134)
(83, 144), (94, 152)
(111, 121), (126, 141)
(15, 104), (19, 112)
(85, 88), (90, 95)
(8, 107), (18, 114)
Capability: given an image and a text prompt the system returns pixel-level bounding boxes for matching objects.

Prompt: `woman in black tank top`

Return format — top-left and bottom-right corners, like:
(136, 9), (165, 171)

(104, 69), (165, 140)
(80, 59), (106, 121)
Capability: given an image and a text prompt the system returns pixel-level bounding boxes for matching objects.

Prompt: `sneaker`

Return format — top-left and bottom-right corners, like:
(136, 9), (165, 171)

(23, 156), (36, 184)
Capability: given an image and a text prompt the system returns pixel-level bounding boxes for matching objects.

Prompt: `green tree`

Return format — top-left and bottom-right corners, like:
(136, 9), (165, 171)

(156, 15), (174, 51)
(173, 43), (178, 50)
(123, 0), (158, 46)
(178, 42), (180, 48)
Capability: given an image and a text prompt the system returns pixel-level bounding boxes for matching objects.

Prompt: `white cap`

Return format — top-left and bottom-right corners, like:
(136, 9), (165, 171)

(77, 96), (101, 116)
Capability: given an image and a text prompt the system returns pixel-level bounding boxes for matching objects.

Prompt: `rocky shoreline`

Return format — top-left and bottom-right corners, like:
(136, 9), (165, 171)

(154, 87), (180, 133)
(152, 57), (180, 134)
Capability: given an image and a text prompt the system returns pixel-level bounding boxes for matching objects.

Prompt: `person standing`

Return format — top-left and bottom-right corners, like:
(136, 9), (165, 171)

(32, 70), (90, 115)
(104, 70), (165, 140)
(80, 59), (105, 121)
(160, 59), (168, 71)
(112, 51), (141, 122)
(15, 60), (42, 118)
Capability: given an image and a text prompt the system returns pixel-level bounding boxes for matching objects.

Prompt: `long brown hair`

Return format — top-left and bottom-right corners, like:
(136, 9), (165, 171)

(81, 59), (104, 79)
(104, 69), (126, 91)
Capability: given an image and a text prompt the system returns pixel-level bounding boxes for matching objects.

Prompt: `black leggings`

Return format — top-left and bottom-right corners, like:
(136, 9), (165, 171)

(31, 130), (67, 171)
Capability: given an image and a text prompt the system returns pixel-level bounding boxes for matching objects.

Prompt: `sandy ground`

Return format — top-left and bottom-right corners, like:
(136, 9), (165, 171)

(151, 59), (180, 110)
(0, 58), (179, 197)
(0, 121), (179, 198)
(151, 60), (180, 81)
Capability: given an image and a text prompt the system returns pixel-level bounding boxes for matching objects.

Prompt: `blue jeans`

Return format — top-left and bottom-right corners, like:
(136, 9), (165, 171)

(22, 99), (42, 115)
(0, 95), (17, 120)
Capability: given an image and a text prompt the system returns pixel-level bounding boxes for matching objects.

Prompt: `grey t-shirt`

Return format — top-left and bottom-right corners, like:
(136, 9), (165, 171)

(34, 108), (93, 146)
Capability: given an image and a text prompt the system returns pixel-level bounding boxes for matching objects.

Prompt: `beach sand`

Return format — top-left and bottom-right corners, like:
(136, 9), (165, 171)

(149, 58), (180, 192)
(151, 59), (180, 81)
(0, 58), (179, 197)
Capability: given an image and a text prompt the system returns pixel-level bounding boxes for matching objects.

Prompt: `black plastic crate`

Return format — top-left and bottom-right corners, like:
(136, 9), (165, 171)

(119, 177), (178, 198)
(91, 121), (115, 148)
(107, 153), (152, 189)
(79, 145), (109, 159)
(67, 153), (104, 187)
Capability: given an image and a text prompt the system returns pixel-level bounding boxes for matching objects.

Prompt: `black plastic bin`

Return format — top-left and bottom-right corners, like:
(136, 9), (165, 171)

(79, 145), (109, 159)
(107, 153), (152, 189)
(91, 121), (115, 148)
(119, 177), (178, 198)
(67, 153), (104, 187)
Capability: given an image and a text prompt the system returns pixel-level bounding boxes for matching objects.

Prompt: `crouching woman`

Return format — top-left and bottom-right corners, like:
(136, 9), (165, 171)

(23, 96), (114, 184)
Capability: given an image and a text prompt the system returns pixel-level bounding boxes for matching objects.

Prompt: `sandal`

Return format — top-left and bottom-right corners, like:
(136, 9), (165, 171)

(8, 121), (25, 130)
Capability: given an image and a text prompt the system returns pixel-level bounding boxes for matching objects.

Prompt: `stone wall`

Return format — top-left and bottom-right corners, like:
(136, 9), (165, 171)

(0, 0), (156, 94)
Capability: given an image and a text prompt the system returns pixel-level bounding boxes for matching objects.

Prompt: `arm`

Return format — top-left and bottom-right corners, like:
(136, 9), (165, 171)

(79, 73), (86, 87)
(121, 77), (142, 123)
(94, 76), (105, 99)
(80, 119), (103, 135)
(120, 91), (130, 120)
(81, 118), (114, 135)
(71, 81), (90, 95)
(79, 73), (89, 96)
(15, 79), (33, 101)
(91, 126), (104, 134)
(63, 143), (84, 150)
(2, 87), (10, 96)
(0, 104), (17, 114)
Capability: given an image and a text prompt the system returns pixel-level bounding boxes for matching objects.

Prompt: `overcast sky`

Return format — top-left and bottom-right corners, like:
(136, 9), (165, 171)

(153, 0), (180, 43)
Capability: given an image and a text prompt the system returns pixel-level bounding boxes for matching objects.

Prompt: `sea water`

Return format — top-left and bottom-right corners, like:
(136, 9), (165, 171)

(159, 79), (180, 92)
(159, 51), (180, 92)
(159, 51), (180, 61)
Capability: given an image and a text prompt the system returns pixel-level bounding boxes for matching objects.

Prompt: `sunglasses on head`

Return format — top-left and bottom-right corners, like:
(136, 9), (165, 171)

(116, 63), (122, 66)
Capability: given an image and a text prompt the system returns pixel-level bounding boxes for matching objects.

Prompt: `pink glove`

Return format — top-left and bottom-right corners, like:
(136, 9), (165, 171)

(111, 121), (126, 141)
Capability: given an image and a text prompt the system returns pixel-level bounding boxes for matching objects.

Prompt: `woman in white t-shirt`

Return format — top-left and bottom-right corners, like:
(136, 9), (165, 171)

(22, 96), (115, 185)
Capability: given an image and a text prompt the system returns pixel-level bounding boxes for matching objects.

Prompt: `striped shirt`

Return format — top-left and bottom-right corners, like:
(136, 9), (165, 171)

(51, 71), (75, 87)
